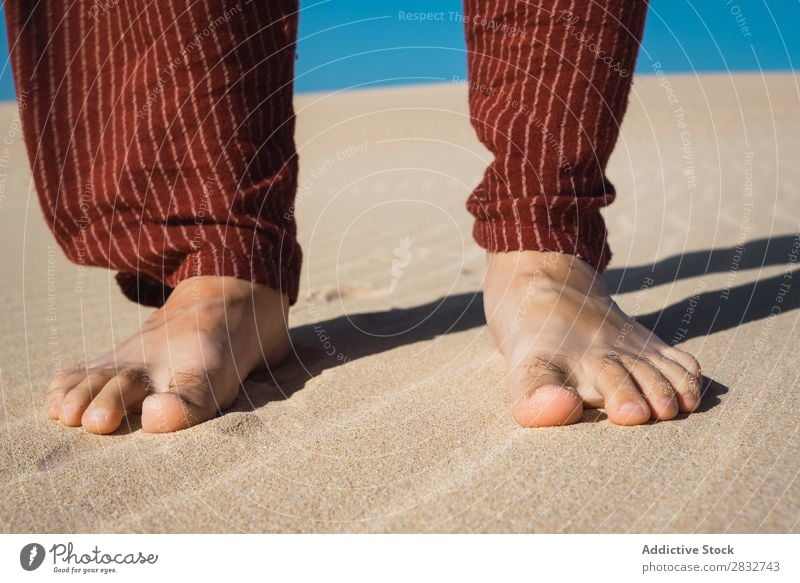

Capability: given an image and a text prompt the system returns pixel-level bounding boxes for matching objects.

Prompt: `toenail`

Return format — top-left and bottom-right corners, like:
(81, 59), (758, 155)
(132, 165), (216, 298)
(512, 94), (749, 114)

(82, 410), (110, 422)
(661, 396), (678, 410)
(618, 401), (646, 418)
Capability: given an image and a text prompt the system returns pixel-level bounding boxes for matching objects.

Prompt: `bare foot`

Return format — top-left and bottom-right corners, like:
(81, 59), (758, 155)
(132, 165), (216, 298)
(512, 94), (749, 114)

(484, 251), (702, 427)
(46, 277), (290, 434)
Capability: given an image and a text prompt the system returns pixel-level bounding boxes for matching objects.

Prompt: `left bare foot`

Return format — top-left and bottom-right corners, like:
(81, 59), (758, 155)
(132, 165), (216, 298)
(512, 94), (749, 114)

(483, 251), (702, 427)
(46, 276), (290, 434)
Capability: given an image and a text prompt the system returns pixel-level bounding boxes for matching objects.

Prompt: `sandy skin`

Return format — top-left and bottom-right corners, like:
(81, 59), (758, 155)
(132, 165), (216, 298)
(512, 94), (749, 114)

(46, 252), (701, 433)
(484, 251), (702, 427)
(46, 276), (290, 434)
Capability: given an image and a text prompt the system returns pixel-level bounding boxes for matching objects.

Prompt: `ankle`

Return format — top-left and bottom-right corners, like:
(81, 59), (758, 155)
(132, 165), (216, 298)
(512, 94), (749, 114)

(170, 276), (288, 308)
(486, 251), (604, 293)
(487, 250), (578, 276)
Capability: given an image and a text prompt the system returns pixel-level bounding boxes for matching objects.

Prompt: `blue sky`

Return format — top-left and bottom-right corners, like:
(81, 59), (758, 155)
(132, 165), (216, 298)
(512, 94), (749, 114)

(0, 0), (797, 99)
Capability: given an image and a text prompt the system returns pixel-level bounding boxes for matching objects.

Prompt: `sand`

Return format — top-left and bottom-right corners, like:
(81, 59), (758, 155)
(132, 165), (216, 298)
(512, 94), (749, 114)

(0, 73), (798, 533)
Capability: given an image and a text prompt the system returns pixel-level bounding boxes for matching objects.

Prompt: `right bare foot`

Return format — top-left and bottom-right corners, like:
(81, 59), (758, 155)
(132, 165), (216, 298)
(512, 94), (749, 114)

(46, 276), (290, 434)
(484, 251), (703, 427)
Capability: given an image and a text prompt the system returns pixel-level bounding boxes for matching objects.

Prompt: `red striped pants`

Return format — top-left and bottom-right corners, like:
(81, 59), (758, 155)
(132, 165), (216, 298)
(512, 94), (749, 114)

(5, 1), (646, 307)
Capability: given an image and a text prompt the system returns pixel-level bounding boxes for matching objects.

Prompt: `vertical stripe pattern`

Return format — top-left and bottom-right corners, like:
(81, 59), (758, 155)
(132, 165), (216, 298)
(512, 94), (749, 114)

(463, 0), (648, 271)
(5, 0), (302, 306)
(7, 0), (646, 304)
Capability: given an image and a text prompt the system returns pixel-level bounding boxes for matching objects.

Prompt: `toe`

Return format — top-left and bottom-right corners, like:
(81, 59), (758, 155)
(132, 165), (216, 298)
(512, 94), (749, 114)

(82, 369), (151, 435)
(47, 389), (68, 420)
(591, 355), (651, 426)
(47, 369), (88, 420)
(510, 356), (583, 427)
(624, 356), (679, 421)
(661, 347), (701, 378)
(141, 393), (208, 433)
(651, 352), (702, 413)
(141, 369), (234, 433)
(59, 371), (114, 426)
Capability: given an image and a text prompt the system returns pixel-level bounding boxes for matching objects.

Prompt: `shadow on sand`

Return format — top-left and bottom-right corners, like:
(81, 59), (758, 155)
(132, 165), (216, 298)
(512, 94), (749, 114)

(238, 234), (799, 419)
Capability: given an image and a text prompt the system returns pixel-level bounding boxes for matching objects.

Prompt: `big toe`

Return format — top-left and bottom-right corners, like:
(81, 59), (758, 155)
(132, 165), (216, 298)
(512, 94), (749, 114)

(512, 384), (583, 427)
(510, 356), (583, 427)
(140, 368), (239, 433)
(140, 392), (213, 433)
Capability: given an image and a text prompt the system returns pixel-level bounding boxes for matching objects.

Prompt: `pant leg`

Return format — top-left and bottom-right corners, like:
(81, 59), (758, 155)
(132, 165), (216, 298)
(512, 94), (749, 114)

(463, 0), (648, 271)
(5, 0), (302, 307)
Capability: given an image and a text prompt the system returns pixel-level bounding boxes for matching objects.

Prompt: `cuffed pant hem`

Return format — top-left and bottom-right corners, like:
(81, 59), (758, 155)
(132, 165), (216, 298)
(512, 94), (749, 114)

(115, 238), (302, 308)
